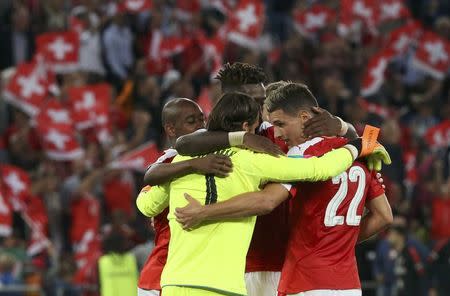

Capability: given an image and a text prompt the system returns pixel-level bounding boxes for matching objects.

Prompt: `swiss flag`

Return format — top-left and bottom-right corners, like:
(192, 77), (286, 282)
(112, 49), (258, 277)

(22, 194), (50, 256)
(361, 49), (395, 96)
(174, 0), (201, 21)
(123, 0), (152, 13)
(70, 193), (101, 269)
(68, 83), (111, 130)
(198, 34), (226, 80)
(412, 31), (450, 79)
(227, 0), (265, 49)
(0, 165), (31, 211)
(339, 0), (379, 36)
(0, 183), (13, 237)
(3, 62), (52, 116)
(36, 31), (79, 73)
(378, 0), (410, 23)
(109, 141), (163, 172)
(358, 97), (394, 119)
(38, 124), (84, 161)
(424, 120), (450, 150)
(293, 5), (336, 37)
(34, 99), (73, 129)
(385, 21), (422, 54)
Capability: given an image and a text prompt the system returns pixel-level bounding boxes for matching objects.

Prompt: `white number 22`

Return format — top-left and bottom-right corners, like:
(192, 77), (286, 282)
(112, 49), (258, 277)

(324, 166), (366, 227)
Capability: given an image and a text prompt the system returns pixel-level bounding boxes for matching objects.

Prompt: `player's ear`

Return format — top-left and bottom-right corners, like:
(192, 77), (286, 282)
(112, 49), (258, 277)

(164, 123), (176, 138)
(241, 121), (251, 132)
(298, 110), (311, 122)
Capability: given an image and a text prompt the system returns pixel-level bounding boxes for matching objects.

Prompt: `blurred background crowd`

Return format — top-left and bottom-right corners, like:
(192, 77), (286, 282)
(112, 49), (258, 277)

(0, 0), (448, 295)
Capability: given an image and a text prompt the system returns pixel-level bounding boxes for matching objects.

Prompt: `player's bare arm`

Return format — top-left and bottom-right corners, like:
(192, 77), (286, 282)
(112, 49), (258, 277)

(303, 107), (358, 140)
(175, 130), (283, 156)
(175, 183), (288, 229)
(357, 193), (393, 243)
(144, 154), (233, 186)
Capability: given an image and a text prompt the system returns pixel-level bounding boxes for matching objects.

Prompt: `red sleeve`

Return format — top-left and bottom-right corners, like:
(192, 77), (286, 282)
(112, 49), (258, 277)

(366, 171), (385, 200)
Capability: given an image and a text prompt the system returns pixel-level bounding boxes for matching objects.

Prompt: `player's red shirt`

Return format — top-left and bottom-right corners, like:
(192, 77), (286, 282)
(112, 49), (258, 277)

(245, 122), (290, 272)
(278, 137), (385, 294)
(138, 149), (177, 291)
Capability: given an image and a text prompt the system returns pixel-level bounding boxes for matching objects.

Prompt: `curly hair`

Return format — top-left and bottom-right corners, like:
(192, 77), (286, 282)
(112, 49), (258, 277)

(215, 62), (267, 90)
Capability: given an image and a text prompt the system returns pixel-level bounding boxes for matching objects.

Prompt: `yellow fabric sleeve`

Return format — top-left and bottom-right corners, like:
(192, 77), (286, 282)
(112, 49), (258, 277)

(244, 147), (354, 185)
(136, 184), (169, 217)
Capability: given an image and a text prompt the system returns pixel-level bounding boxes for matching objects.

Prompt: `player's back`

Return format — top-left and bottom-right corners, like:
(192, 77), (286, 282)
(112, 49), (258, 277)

(279, 137), (385, 293)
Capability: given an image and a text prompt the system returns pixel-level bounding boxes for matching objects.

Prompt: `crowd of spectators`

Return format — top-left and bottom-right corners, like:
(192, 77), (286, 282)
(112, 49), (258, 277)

(0, 0), (448, 295)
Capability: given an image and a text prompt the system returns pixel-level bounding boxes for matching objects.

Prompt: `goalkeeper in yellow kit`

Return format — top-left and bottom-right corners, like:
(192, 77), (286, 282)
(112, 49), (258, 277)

(136, 92), (385, 296)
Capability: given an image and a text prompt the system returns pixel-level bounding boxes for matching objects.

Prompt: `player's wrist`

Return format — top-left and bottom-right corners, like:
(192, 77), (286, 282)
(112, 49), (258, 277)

(336, 116), (348, 136)
(228, 131), (246, 147)
(344, 138), (362, 160)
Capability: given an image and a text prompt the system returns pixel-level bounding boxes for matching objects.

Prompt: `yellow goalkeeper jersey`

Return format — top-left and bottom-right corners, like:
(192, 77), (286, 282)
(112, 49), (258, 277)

(136, 146), (354, 295)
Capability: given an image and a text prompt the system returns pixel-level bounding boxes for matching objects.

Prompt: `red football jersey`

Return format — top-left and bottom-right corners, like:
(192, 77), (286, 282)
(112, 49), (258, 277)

(138, 149), (177, 291)
(278, 137), (385, 293)
(245, 122), (290, 272)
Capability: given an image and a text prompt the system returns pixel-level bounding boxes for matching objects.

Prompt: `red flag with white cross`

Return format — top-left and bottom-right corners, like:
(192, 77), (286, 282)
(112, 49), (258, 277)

(361, 49), (395, 96)
(339, 0), (379, 36)
(424, 120), (450, 150)
(109, 141), (162, 172)
(0, 183), (13, 237)
(293, 5), (336, 37)
(378, 0), (410, 24)
(0, 165), (31, 211)
(227, 0), (265, 49)
(34, 99), (73, 129)
(412, 31), (450, 79)
(37, 124), (84, 161)
(385, 21), (422, 54)
(36, 31), (79, 73)
(3, 61), (52, 116)
(122, 0), (153, 13)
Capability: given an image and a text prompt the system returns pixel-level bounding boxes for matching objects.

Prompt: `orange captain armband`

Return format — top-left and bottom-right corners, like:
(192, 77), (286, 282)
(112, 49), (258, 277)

(360, 125), (380, 157)
(140, 185), (151, 193)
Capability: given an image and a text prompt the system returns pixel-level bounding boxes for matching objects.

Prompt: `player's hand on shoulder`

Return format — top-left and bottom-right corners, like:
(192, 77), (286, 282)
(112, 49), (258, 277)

(190, 154), (232, 177)
(175, 193), (205, 230)
(375, 172), (386, 189)
(243, 133), (284, 157)
(303, 107), (341, 138)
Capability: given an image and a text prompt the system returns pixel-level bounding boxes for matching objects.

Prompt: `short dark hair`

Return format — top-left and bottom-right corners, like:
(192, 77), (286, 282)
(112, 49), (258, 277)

(265, 83), (318, 116)
(265, 80), (291, 97)
(215, 62), (267, 91)
(207, 92), (260, 132)
(161, 98), (199, 125)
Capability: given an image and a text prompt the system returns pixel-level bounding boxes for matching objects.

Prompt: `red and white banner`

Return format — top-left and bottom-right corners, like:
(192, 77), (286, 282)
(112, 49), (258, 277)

(358, 97), (394, 119)
(68, 83), (111, 130)
(37, 124), (84, 161)
(0, 183), (13, 237)
(0, 165), (31, 211)
(227, 0), (265, 49)
(412, 31), (450, 79)
(123, 0), (153, 13)
(293, 5), (336, 37)
(109, 141), (163, 172)
(378, 0), (410, 23)
(174, 0), (201, 21)
(3, 62), (52, 116)
(36, 31), (79, 73)
(361, 49), (395, 96)
(385, 21), (422, 54)
(424, 120), (450, 150)
(23, 194), (49, 256)
(34, 99), (73, 129)
(339, 0), (379, 36)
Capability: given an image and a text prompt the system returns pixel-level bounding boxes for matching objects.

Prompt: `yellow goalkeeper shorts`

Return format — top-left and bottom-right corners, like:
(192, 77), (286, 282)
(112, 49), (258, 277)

(162, 286), (242, 296)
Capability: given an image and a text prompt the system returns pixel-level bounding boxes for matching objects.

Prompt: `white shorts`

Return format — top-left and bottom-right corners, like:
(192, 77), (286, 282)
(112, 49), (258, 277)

(137, 287), (160, 296)
(287, 289), (362, 296)
(245, 271), (280, 296)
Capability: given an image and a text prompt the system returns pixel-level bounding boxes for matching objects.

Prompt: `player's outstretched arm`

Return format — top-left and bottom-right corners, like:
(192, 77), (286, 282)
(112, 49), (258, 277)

(175, 183), (289, 229)
(136, 185), (170, 217)
(357, 193), (393, 243)
(303, 107), (358, 140)
(144, 154), (233, 185)
(175, 130), (283, 156)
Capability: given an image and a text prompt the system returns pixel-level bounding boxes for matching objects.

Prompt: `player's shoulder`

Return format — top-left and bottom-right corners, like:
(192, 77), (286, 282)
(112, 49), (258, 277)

(287, 136), (348, 158)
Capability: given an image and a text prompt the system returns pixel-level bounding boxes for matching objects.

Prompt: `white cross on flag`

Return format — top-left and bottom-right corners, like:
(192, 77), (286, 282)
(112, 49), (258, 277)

(412, 31), (450, 79)
(339, 0), (379, 37)
(109, 141), (163, 172)
(424, 120), (450, 150)
(293, 5), (336, 37)
(123, 0), (153, 13)
(22, 194), (50, 256)
(0, 183), (13, 237)
(34, 99), (73, 129)
(378, 0), (410, 23)
(38, 124), (83, 161)
(3, 62), (52, 116)
(0, 164), (31, 211)
(227, 0), (265, 49)
(36, 31), (79, 73)
(385, 21), (422, 54)
(68, 83), (111, 130)
(361, 49), (395, 97)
